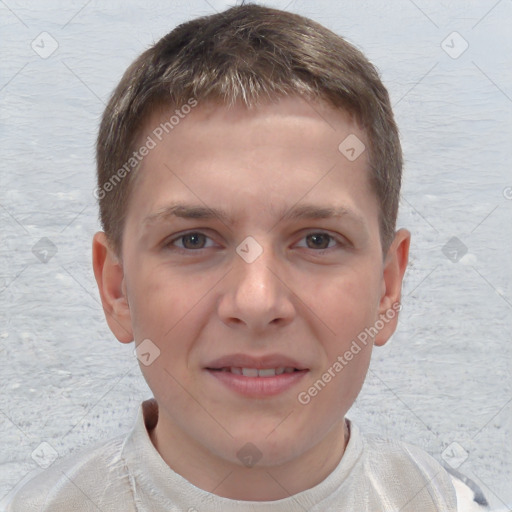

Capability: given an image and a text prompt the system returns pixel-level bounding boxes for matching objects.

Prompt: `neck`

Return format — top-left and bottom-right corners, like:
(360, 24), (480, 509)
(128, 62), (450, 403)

(149, 413), (349, 501)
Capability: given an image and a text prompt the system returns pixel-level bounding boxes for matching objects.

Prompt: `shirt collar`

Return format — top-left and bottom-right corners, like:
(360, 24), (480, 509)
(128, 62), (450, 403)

(122, 398), (363, 512)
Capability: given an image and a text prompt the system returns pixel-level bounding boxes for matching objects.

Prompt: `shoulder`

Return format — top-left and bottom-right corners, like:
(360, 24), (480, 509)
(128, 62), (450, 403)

(362, 431), (446, 476)
(355, 426), (489, 511)
(4, 434), (133, 512)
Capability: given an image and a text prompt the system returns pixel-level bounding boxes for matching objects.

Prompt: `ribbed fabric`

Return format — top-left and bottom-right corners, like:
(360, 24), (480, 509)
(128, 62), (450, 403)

(5, 399), (480, 511)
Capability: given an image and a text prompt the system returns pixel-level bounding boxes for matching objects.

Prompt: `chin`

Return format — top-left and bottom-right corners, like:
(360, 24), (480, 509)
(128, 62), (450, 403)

(222, 431), (312, 469)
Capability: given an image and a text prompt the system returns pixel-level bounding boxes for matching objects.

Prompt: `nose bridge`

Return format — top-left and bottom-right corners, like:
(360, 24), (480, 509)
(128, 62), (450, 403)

(234, 238), (280, 303)
(219, 236), (294, 329)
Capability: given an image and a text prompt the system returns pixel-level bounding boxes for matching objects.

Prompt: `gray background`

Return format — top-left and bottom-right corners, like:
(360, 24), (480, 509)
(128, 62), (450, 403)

(1, 0), (511, 509)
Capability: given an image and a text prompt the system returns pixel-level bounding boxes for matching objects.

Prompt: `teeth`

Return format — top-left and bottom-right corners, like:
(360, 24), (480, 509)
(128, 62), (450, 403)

(258, 368), (276, 377)
(241, 368), (259, 377)
(226, 367), (296, 377)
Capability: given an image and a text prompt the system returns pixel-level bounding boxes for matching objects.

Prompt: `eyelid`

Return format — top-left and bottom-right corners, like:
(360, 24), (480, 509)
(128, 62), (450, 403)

(295, 233), (335, 248)
(293, 230), (348, 251)
(165, 230), (220, 251)
(164, 229), (349, 253)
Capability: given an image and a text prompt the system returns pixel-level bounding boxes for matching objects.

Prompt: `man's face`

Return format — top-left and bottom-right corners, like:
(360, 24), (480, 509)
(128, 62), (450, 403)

(98, 96), (408, 469)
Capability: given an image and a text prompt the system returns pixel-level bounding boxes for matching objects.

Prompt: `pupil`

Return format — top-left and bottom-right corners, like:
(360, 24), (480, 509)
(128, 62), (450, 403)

(309, 234), (329, 249)
(184, 233), (204, 249)
(182, 234), (330, 250)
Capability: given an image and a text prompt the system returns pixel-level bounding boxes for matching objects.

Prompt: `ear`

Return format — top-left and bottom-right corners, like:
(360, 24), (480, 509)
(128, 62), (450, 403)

(92, 232), (134, 343)
(374, 228), (410, 347)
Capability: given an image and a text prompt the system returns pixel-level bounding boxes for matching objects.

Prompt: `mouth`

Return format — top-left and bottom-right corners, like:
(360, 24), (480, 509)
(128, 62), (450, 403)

(205, 353), (308, 372)
(204, 354), (309, 397)
(207, 367), (305, 377)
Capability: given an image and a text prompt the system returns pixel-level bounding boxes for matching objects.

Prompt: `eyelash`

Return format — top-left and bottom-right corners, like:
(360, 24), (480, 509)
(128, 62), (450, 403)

(165, 230), (346, 255)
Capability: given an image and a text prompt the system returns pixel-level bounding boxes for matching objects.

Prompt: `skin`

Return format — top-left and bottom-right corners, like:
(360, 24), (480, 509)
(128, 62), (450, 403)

(92, 96), (410, 501)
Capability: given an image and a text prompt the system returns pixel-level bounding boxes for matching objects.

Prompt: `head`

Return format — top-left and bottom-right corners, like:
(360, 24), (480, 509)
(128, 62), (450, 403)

(92, 3), (410, 489)
(96, 4), (402, 256)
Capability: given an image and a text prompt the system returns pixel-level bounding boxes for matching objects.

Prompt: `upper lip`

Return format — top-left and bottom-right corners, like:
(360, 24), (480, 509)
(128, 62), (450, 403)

(205, 353), (309, 370)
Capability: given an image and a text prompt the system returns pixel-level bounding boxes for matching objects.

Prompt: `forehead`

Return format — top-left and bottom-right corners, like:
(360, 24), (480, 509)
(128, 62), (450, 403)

(125, 96), (379, 237)
(138, 95), (364, 163)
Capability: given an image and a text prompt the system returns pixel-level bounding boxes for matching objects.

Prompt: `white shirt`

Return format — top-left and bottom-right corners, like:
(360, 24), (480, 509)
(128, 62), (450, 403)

(4, 399), (488, 511)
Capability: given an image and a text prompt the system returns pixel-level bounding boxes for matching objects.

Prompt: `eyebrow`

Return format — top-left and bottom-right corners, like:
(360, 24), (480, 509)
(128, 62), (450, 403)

(143, 202), (365, 228)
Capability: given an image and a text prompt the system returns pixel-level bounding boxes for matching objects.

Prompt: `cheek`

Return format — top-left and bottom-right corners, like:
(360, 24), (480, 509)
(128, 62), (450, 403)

(311, 268), (381, 402)
(126, 261), (203, 339)
(317, 269), (382, 335)
(297, 341), (372, 429)
(127, 266), (215, 376)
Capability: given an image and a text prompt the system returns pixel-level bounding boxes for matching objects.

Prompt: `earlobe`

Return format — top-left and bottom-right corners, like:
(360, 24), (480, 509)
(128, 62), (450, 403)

(374, 229), (411, 347)
(92, 232), (134, 343)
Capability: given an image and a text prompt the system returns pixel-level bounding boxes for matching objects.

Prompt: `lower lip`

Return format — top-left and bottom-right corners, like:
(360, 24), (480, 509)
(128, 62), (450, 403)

(205, 369), (308, 398)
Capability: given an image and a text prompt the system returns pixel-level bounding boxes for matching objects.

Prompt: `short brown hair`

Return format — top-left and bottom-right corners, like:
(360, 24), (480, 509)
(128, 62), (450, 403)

(96, 3), (402, 255)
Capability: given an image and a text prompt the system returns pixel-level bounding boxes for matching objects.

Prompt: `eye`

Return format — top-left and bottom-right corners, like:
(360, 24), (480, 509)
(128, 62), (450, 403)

(164, 230), (346, 255)
(295, 232), (343, 252)
(167, 231), (216, 251)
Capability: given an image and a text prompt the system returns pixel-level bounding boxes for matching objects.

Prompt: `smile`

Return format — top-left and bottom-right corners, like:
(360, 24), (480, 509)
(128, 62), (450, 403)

(211, 367), (300, 377)
(206, 367), (308, 397)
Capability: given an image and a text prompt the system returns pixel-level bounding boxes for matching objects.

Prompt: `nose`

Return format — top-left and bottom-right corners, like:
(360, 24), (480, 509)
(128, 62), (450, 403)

(217, 241), (295, 333)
